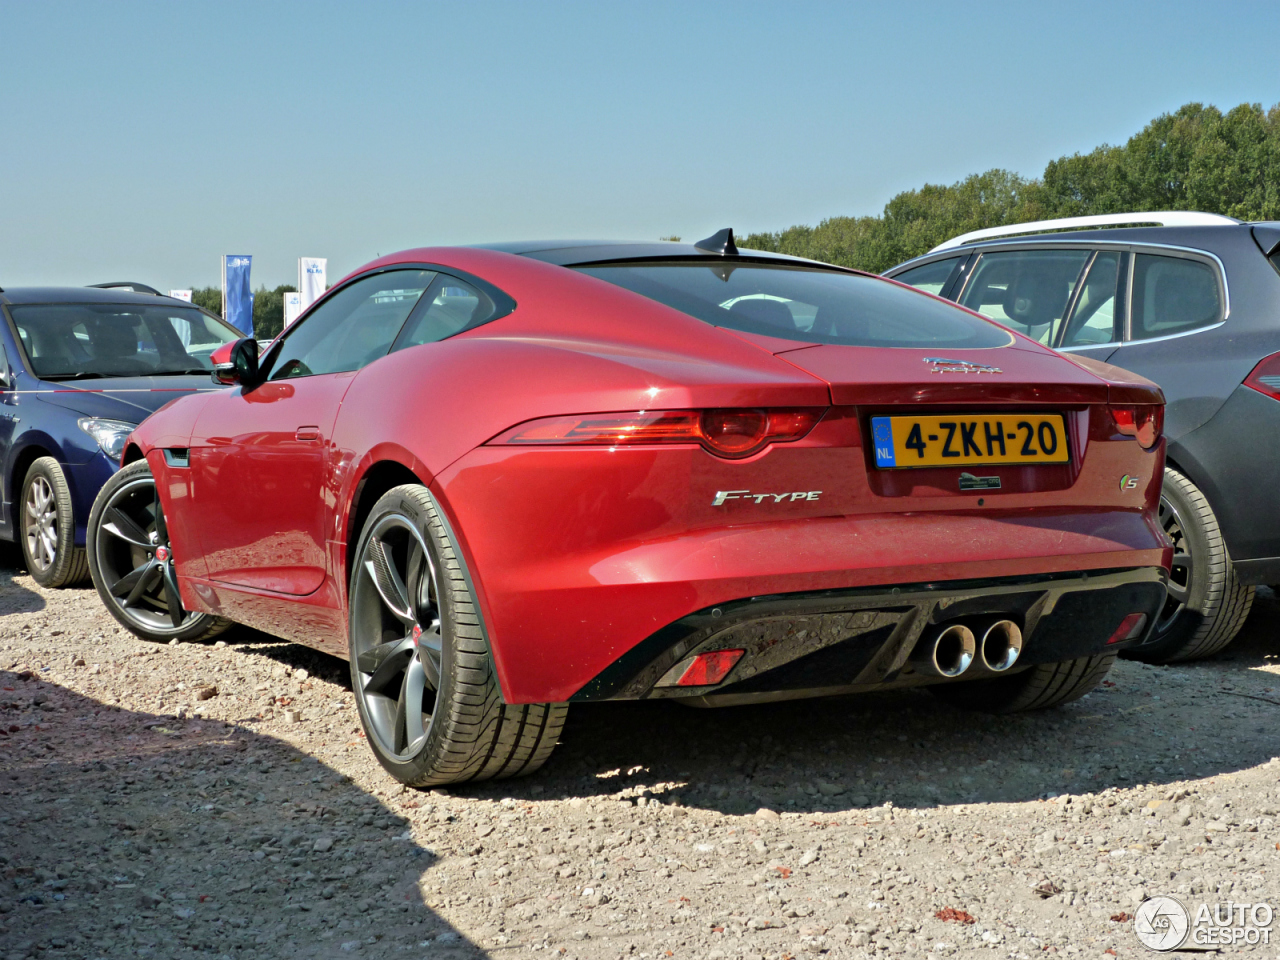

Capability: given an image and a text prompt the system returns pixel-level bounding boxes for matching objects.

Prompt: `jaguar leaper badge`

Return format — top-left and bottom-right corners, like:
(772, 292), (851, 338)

(959, 472), (1001, 491)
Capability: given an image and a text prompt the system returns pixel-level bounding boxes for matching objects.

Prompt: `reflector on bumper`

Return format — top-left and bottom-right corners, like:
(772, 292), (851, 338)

(655, 649), (746, 687)
(1106, 612), (1148, 644)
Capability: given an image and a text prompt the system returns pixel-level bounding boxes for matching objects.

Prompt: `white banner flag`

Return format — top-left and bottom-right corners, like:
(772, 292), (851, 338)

(168, 289), (193, 302)
(299, 257), (327, 309)
(284, 291), (303, 328)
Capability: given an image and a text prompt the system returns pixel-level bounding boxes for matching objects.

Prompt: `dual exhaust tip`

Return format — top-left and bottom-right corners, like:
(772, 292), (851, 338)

(914, 619), (1022, 678)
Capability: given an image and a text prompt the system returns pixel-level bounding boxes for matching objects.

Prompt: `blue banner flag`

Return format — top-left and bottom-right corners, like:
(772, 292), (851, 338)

(223, 255), (254, 336)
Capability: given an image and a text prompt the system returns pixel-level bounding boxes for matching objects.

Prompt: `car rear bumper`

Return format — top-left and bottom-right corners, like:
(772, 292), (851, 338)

(573, 566), (1167, 703)
(434, 446), (1169, 704)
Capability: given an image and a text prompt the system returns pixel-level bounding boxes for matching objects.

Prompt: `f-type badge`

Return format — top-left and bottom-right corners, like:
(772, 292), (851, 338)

(958, 472), (1001, 491)
(924, 357), (1002, 374)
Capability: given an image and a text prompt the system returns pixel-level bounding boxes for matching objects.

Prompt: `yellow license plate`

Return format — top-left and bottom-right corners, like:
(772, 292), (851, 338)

(870, 414), (1069, 468)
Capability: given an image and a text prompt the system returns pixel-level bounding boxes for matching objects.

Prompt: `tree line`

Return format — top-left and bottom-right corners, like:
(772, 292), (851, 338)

(190, 284), (296, 340)
(736, 102), (1280, 274)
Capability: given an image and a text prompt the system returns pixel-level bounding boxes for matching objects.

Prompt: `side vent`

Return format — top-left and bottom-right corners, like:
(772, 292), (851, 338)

(163, 448), (190, 467)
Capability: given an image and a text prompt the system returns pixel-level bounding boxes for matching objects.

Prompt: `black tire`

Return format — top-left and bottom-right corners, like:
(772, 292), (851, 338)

(1125, 466), (1253, 664)
(349, 484), (566, 786)
(20, 457), (89, 588)
(86, 460), (233, 644)
(928, 653), (1116, 713)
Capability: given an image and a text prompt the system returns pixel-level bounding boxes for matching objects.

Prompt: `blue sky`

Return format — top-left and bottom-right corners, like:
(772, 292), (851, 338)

(1, 0), (1277, 289)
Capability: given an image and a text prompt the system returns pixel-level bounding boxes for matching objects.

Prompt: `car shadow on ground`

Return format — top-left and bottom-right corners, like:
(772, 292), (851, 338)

(0, 670), (483, 960)
(233, 590), (1280, 820)
(0, 543), (46, 616)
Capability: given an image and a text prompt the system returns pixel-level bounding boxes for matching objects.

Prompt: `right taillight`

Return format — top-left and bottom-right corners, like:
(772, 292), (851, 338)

(1109, 404), (1163, 449)
(1244, 351), (1280, 401)
(490, 408), (825, 459)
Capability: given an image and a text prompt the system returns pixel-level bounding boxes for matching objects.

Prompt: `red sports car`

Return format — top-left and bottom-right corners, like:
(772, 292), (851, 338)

(86, 230), (1171, 785)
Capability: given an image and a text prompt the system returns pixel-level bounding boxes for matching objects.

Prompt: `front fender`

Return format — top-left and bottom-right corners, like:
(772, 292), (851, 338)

(129, 390), (220, 453)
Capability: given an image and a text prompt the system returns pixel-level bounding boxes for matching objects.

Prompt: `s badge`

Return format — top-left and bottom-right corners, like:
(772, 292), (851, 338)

(1120, 474), (1140, 490)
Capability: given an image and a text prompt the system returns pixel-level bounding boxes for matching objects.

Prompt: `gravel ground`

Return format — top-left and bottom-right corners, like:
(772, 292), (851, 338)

(2, 547), (1279, 960)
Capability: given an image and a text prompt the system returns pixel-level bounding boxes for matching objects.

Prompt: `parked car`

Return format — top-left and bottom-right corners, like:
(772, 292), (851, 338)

(0, 285), (242, 585)
(885, 212), (1280, 663)
(88, 231), (1170, 786)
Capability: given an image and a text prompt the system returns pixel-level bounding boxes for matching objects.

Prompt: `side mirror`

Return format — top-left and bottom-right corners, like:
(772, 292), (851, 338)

(211, 338), (260, 386)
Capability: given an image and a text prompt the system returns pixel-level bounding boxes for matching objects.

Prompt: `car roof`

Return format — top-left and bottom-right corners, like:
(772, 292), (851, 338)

(888, 221), (1272, 274)
(0, 286), (194, 307)
(474, 238), (835, 268)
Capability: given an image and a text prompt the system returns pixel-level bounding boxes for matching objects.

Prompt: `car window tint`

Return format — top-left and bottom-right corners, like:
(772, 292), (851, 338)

(393, 275), (497, 350)
(891, 258), (961, 296)
(267, 270), (434, 381)
(1130, 254), (1221, 341)
(958, 250), (1090, 345)
(575, 262), (1011, 349)
(8, 303), (240, 378)
(1059, 252), (1120, 349)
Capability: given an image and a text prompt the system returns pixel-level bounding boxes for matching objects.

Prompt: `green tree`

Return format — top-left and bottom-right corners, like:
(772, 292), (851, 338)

(738, 101), (1280, 274)
(190, 286), (221, 317)
(251, 284), (298, 340)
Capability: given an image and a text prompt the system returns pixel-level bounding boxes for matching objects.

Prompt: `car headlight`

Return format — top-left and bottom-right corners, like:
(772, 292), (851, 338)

(78, 418), (136, 461)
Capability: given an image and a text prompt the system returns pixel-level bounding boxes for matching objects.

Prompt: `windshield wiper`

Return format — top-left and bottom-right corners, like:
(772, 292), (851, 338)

(41, 372), (110, 382)
(150, 368), (210, 376)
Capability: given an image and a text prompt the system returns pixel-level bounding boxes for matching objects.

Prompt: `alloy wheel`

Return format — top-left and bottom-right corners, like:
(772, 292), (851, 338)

(93, 475), (191, 630)
(1154, 491), (1193, 635)
(23, 476), (58, 572)
(350, 513), (444, 762)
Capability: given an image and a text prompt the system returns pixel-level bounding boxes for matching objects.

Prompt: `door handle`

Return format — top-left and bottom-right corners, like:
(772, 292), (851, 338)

(295, 426), (320, 441)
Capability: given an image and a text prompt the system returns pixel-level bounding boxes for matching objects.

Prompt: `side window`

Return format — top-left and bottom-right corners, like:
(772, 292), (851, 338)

(392, 275), (497, 350)
(1130, 254), (1222, 341)
(958, 249), (1090, 344)
(1059, 252), (1121, 349)
(891, 258), (962, 296)
(267, 269), (435, 380)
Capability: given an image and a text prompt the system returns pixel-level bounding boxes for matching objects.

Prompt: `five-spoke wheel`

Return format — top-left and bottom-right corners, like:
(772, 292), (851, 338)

(350, 512), (445, 761)
(87, 460), (231, 643)
(349, 484), (567, 786)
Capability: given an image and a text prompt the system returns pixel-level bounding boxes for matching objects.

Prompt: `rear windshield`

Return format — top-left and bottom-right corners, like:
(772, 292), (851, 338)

(9, 303), (241, 380)
(574, 261), (1012, 349)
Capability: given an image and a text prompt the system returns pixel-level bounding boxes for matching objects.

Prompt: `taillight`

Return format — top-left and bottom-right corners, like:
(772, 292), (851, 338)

(1244, 351), (1280, 401)
(492, 408), (825, 459)
(1109, 404), (1163, 449)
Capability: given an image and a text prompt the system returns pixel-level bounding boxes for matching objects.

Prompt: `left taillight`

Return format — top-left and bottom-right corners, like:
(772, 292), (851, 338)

(490, 408), (825, 459)
(1244, 351), (1280, 401)
(1109, 404), (1163, 449)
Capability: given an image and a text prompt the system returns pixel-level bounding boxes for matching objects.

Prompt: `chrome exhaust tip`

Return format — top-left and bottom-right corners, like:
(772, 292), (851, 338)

(980, 619), (1023, 672)
(916, 623), (976, 678)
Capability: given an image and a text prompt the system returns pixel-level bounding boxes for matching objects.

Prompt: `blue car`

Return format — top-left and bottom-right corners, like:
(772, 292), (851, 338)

(0, 284), (242, 586)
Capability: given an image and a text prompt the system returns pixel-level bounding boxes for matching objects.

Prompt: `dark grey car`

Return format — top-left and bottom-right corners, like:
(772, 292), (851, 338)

(885, 212), (1280, 663)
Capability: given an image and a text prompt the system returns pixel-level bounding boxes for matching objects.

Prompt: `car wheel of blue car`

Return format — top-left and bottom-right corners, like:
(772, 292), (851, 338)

(86, 460), (233, 644)
(20, 457), (89, 588)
